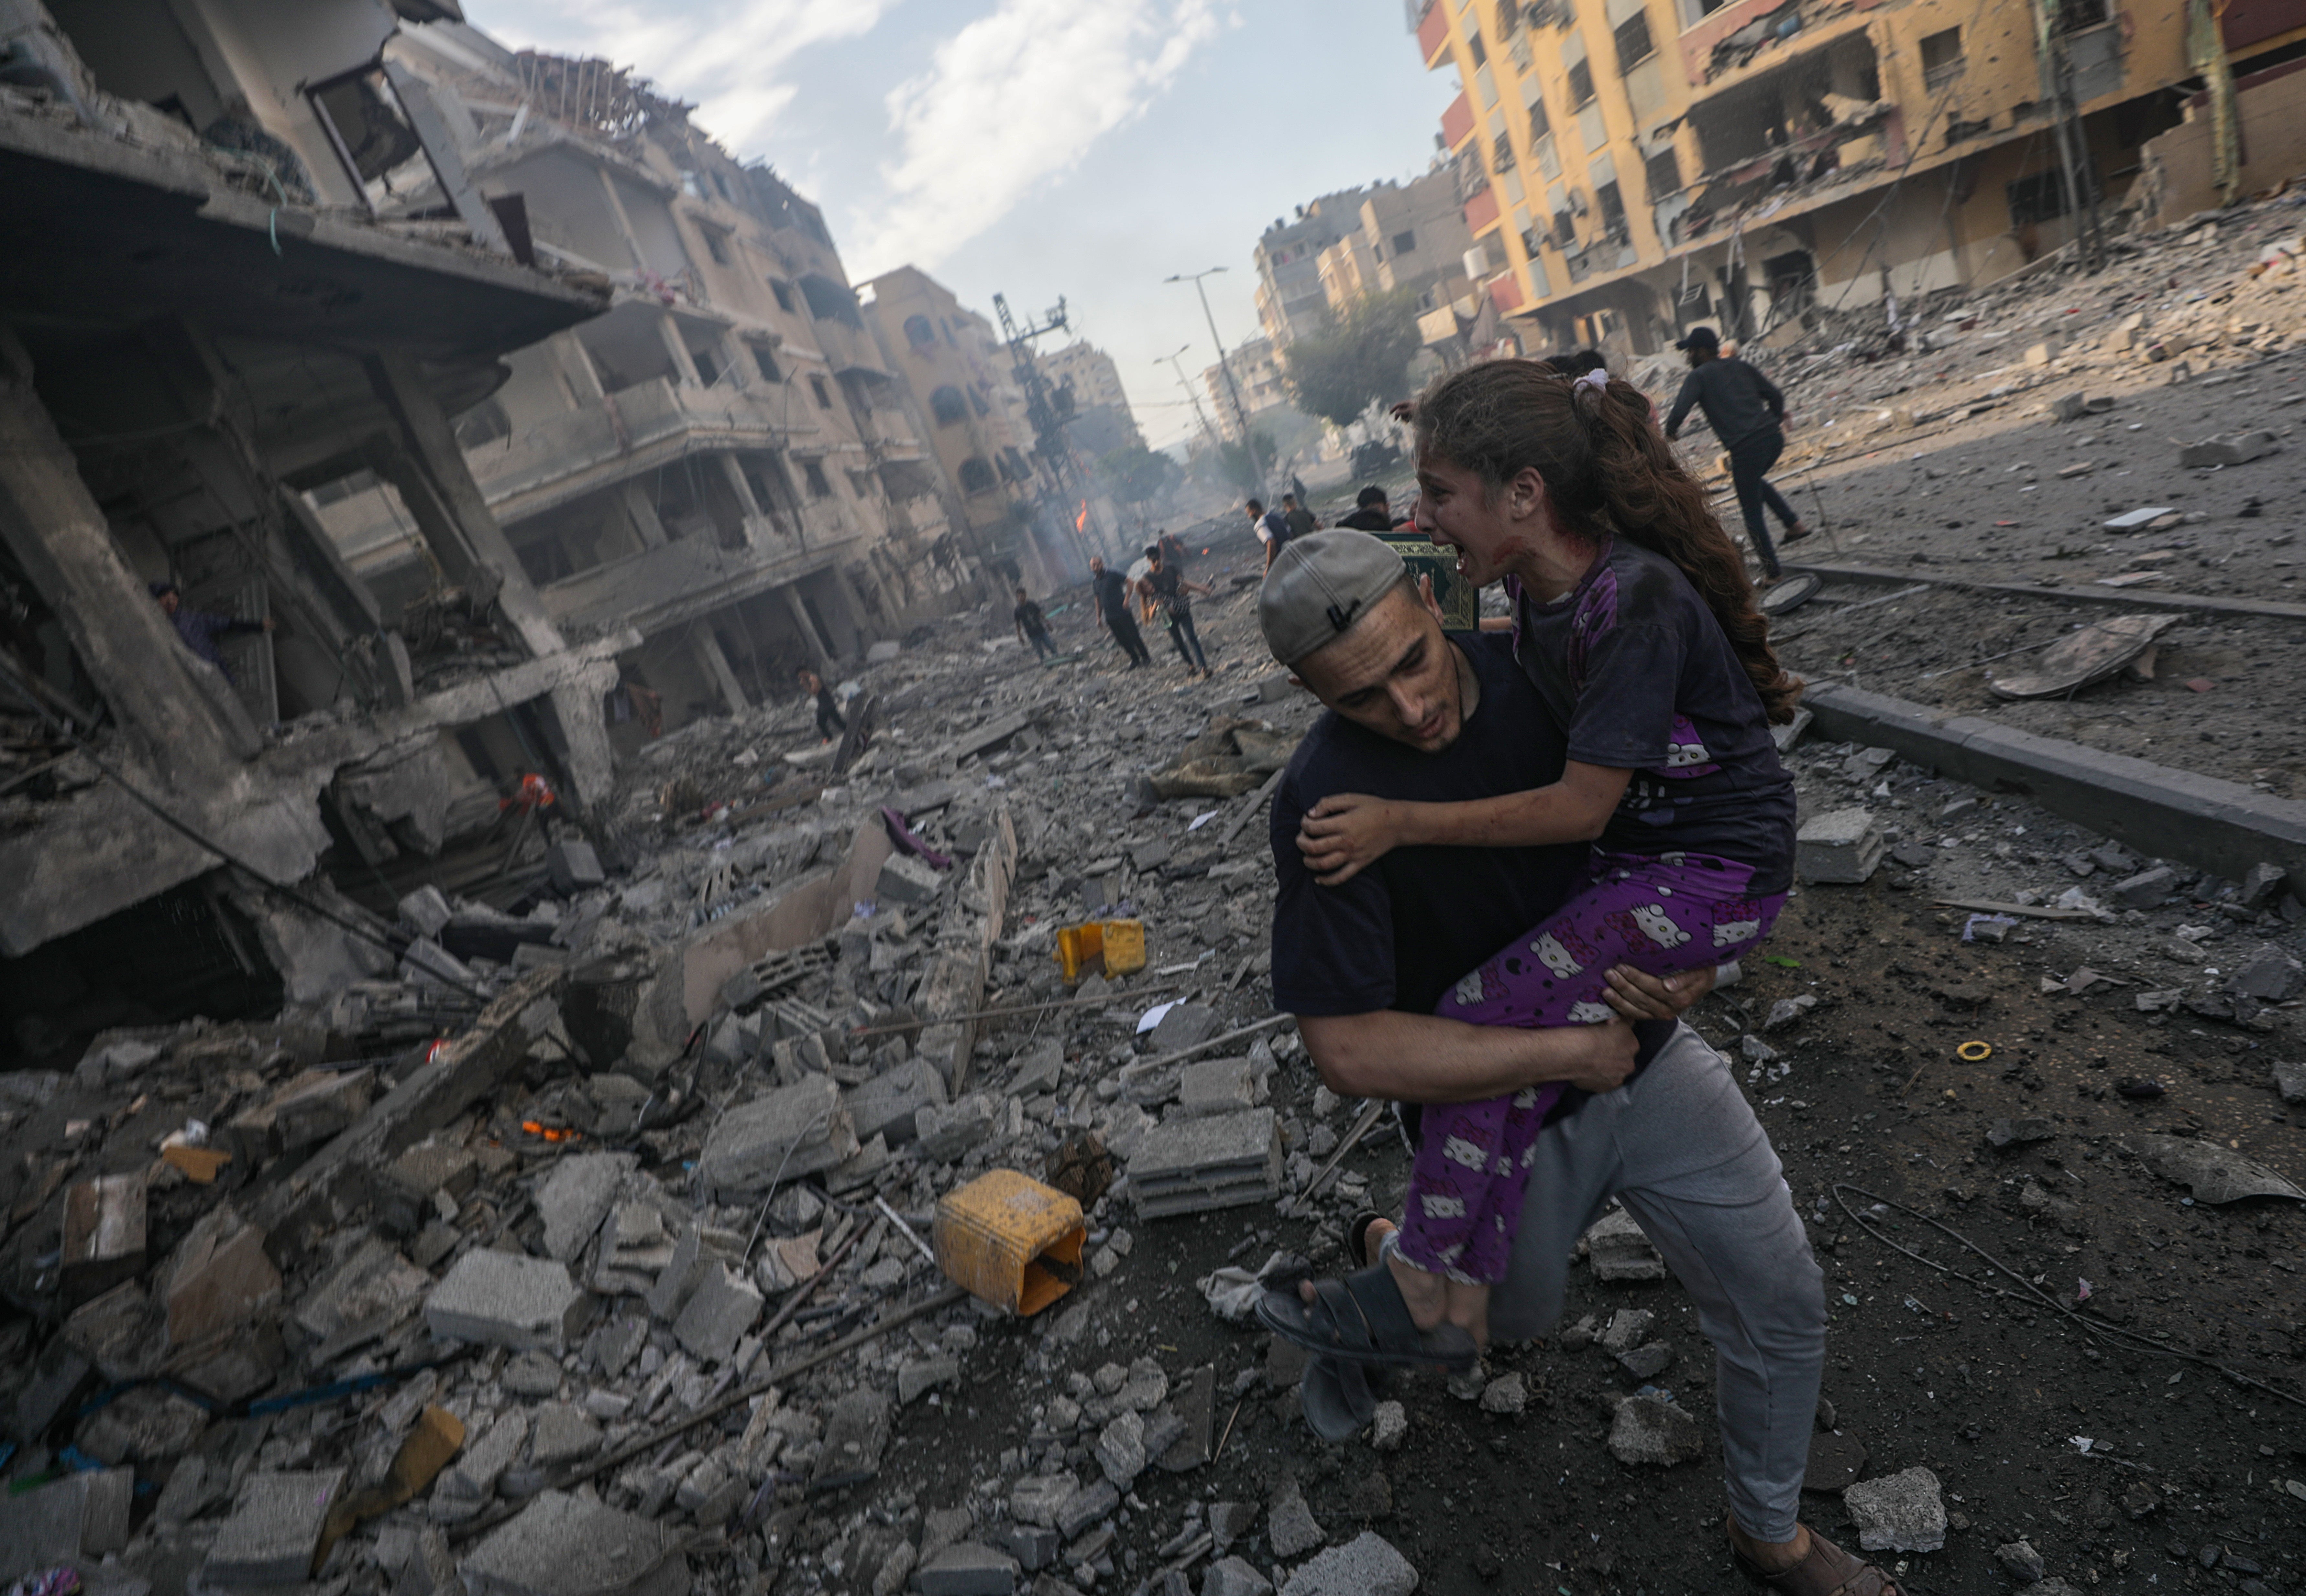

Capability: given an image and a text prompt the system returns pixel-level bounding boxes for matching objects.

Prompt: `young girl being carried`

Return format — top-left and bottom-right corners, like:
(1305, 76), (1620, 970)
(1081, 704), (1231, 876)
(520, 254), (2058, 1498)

(1295, 360), (1801, 1347)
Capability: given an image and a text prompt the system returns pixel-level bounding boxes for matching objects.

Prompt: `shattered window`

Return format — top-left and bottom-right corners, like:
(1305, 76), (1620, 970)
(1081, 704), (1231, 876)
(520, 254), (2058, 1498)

(930, 386), (969, 426)
(1493, 130), (1517, 171)
(1613, 12), (1653, 74)
(698, 227), (731, 266)
(1596, 180), (1627, 238)
(770, 279), (796, 313)
(1566, 60), (1596, 107)
(905, 315), (937, 347)
(752, 345), (782, 382)
(958, 457), (997, 493)
(1527, 91), (1551, 139)
(803, 460), (834, 497)
(2006, 169), (2072, 226)
(2058, 0), (2110, 28)
(1922, 28), (1964, 88)
(1644, 147), (1681, 199)
(809, 375), (833, 409)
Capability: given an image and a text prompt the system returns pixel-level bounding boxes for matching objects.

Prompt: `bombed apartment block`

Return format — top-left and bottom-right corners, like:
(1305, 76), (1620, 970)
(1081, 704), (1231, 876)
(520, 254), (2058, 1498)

(1405, 0), (2270, 361)
(0, 1), (972, 1061)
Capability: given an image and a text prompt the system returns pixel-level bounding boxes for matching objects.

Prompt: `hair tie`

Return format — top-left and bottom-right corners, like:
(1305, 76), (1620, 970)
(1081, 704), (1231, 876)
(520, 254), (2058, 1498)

(1574, 367), (1610, 397)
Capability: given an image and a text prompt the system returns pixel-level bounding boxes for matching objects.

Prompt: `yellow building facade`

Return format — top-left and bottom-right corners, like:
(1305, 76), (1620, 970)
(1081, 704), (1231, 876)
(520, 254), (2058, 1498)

(1412, 0), (2288, 355)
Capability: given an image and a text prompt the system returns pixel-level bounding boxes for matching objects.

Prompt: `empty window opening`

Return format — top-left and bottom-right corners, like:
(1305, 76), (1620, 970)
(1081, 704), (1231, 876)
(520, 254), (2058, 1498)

(1567, 59), (1596, 107)
(809, 375), (833, 409)
(1614, 12), (1654, 75)
(930, 386), (969, 426)
(1921, 28), (1964, 89)
(802, 460), (833, 498)
(958, 457), (997, 494)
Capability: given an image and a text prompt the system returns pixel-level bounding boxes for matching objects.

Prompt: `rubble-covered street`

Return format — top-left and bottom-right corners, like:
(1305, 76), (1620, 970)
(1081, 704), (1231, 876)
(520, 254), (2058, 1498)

(8, 450), (2306, 1595)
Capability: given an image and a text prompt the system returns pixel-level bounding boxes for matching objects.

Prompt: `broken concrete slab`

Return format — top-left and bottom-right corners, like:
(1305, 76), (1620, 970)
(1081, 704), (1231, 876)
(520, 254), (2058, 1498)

(441, 1412), (530, 1502)
(1129, 1108), (1281, 1219)
(1795, 808), (1884, 885)
(0, 1468), (131, 1583)
(813, 1389), (891, 1486)
(425, 1249), (583, 1351)
(535, 1151), (639, 1262)
(1266, 1480), (1324, 1558)
(1580, 1208), (1664, 1282)
(2132, 1135), (2306, 1202)
(1843, 1466), (1947, 1553)
(2179, 430), (2281, 468)
(60, 1173), (146, 1309)
(1175, 1057), (1258, 1118)
(697, 1076), (859, 1195)
(912, 1542), (1019, 1596)
(1606, 1396), (1704, 1466)
(2110, 866), (2180, 908)
(459, 1491), (686, 1596)
(843, 1057), (947, 1146)
(1149, 1002), (1220, 1053)
(671, 1264), (761, 1364)
(1276, 1532), (1417, 1596)
(529, 1403), (602, 1467)
(875, 852), (944, 906)
(159, 1201), (281, 1346)
(204, 1470), (345, 1585)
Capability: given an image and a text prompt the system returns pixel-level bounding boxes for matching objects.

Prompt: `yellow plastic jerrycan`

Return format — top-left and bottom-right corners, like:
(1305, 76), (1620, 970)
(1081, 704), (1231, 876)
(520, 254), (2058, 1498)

(1053, 918), (1146, 984)
(932, 1170), (1086, 1316)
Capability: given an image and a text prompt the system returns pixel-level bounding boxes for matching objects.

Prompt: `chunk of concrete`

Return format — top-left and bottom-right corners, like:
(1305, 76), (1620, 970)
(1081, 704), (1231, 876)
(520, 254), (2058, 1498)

(1095, 1411), (1148, 1489)
(1010, 1473), (1077, 1529)
(268, 1068), (376, 1152)
(0, 1468), (131, 1583)
(913, 1094), (998, 1163)
(843, 1057), (947, 1147)
(1053, 1479), (1118, 1540)
(697, 1077), (859, 1194)
(1277, 1533), (1419, 1596)
(671, 1264), (761, 1365)
(398, 886), (454, 938)
(1150, 1002), (1221, 1054)
(811, 1389), (890, 1485)
(1175, 1057), (1258, 1118)
(2227, 945), (2304, 1003)
(876, 853), (945, 906)
(204, 1470), (345, 1585)
(1129, 1108), (1281, 1219)
(159, 1202), (281, 1347)
(1204, 1558), (1274, 1596)
(441, 1413), (530, 1501)
(425, 1250), (582, 1352)
(60, 1174), (146, 1309)
(913, 1542), (1019, 1596)
(528, 1403), (602, 1467)
(1843, 1466), (1947, 1553)
(459, 1491), (686, 1596)
(1581, 1208), (1664, 1283)
(1795, 808), (1883, 885)
(1606, 1396), (1704, 1466)
(1266, 1480), (1324, 1558)
(2274, 1058), (2306, 1103)
(2110, 866), (2179, 908)
(547, 841), (605, 895)
(534, 1152), (638, 1262)
(2179, 430), (2281, 468)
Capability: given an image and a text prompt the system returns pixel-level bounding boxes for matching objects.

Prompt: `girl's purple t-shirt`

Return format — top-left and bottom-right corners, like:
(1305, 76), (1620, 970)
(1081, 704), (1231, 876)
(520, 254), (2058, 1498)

(1510, 539), (1796, 894)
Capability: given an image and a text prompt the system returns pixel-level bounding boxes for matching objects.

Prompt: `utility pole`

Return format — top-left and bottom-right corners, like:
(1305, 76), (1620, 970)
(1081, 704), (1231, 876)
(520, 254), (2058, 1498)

(993, 291), (1100, 571)
(1157, 344), (1223, 453)
(1165, 267), (1263, 495)
(2031, 0), (2104, 271)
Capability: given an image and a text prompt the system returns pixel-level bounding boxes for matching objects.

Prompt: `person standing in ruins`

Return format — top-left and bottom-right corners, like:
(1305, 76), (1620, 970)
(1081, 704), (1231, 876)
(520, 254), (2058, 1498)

(1664, 327), (1810, 580)
(1088, 556), (1151, 669)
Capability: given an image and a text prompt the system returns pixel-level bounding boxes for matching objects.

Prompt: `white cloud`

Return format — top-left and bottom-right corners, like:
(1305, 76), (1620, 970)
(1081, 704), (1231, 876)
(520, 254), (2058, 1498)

(848, 0), (1228, 278)
(465, 0), (896, 150)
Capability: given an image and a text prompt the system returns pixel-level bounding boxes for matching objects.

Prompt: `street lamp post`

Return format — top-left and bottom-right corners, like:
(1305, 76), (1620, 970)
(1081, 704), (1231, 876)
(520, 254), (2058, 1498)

(1157, 344), (1222, 453)
(1165, 267), (1263, 494)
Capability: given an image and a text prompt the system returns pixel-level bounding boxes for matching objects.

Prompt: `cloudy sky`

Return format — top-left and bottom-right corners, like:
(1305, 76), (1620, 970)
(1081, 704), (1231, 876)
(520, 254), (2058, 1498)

(460, 0), (1462, 448)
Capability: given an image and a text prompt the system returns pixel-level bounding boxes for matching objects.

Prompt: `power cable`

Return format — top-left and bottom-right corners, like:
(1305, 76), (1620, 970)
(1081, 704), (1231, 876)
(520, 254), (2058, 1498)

(0, 653), (492, 1004)
(1830, 1182), (2306, 1411)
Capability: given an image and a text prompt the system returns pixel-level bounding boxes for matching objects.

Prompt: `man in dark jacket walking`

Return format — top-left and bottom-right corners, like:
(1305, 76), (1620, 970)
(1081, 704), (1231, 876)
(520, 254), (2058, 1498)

(1663, 327), (1809, 579)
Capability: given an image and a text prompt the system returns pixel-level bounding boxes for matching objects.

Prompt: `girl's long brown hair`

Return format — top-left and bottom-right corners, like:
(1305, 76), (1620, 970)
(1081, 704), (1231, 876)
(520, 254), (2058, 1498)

(1412, 360), (1801, 723)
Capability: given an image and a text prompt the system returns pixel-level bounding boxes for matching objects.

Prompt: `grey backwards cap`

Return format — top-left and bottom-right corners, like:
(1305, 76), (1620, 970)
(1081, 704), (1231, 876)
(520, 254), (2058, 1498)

(1258, 529), (1408, 667)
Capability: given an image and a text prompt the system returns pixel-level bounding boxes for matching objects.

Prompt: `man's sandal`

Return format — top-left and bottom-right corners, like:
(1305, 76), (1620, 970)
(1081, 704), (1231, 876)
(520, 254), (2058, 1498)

(1730, 1524), (1902, 1596)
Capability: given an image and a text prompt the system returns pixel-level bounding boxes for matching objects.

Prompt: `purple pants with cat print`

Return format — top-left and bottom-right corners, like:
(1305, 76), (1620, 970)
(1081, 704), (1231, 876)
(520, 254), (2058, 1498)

(1395, 850), (1785, 1284)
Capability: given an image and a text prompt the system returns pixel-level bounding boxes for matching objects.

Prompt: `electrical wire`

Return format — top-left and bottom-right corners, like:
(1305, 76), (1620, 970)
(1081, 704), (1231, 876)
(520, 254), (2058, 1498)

(0, 652), (492, 1004)
(1829, 1182), (2306, 1411)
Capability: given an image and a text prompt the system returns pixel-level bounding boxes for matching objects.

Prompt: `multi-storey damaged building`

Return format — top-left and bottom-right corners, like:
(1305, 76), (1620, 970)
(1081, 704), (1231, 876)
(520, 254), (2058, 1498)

(1410, 0), (2262, 355)
(0, 1), (979, 1058)
(311, 27), (973, 736)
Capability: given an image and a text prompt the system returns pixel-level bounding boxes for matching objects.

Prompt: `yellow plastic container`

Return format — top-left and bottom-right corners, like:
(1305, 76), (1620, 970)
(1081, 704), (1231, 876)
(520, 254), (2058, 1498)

(1053, 918), (1146, 984)
(933, 1170), (1086, 1316)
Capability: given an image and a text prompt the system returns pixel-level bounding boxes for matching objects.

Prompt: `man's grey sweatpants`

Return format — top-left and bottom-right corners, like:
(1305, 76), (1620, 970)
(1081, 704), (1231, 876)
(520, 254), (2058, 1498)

(1491, 1022), (1825, 1542)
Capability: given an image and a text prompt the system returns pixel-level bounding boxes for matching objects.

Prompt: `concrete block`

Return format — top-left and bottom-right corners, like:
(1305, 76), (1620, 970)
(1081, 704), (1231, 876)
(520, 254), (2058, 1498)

(2110, 866), (2179, 908)
(528, 1403), (601, 1467)
(1277, 1533), (1417, 1596)
(441, 1413), (529, 1501)
(843, 1057), (947, 1147)
(1843, 1466), (1947, 1553)
(2228, 944), (2305, 1002)
(1204, 1558), (1274, 1596)
(2024, 336), (2064, 366)
(1053, 1479), (1118, 1540)
(2241, 860), (2289, 908)
(60, 1173), (146, 1309)
(811, 1389), (890, 1486)
(268, 1068), (376, 1151)
(914, 1542), (1019, 1595)
(425, 1250), (582, 1351)
(205, 1470), (345, 1585)
(875, 853), (944, 906)
(1010, 1473), (1078, 1529)
(534, 1151), (638, 1262)
(1581, 1208), (1664, 1282)
(1266, 1481), (1324, 1558)
(866, 640), (902, 664)
(672, 1264), (761, 1365)
(697, 1076), (858, 1194)
(1605, 1395), (1703, 1465)
(1795, 807), (1884, 885)
(547, 840), (605, 895)
(914, 1094), (998, 1163)
(2180, 430), (2281, 468)
(1150, 1002), (1220, 1054)
(2273, 1059), (2306, 1103)
(398, 885), (454, 937)
(1175, 1057), (1257, 1118)
(159, 1202), (280, 1347)
(459, 1491), (685, 1596)
(1094, 1411), (1147, 1489)
(0, 1468), (130, 1583)
(1128, 1109), (1281, 1219)
(291, 1235), (430, 1346)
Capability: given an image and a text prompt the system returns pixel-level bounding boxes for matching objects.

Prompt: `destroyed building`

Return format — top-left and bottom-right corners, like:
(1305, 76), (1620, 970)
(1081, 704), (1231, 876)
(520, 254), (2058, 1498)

(1408, 0), (2241, 357)
(306, 26), (977, 731)
(0, 0), (646, 1050)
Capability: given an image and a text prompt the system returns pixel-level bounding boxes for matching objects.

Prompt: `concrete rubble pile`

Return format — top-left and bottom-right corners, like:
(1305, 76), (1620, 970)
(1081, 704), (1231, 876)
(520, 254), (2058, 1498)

(0, 594), (1456, 1596)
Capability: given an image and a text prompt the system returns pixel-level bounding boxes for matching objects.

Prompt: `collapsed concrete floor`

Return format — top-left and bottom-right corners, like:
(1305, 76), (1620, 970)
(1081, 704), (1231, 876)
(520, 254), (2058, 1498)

(5, 304), (2306, 1595)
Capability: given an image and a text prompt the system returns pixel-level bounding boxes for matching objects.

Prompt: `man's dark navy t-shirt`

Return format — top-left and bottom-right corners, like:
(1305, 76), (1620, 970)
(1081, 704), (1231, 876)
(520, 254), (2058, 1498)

(1093, 570), (1133, 625)
(1269, 632), (1673, 1114)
